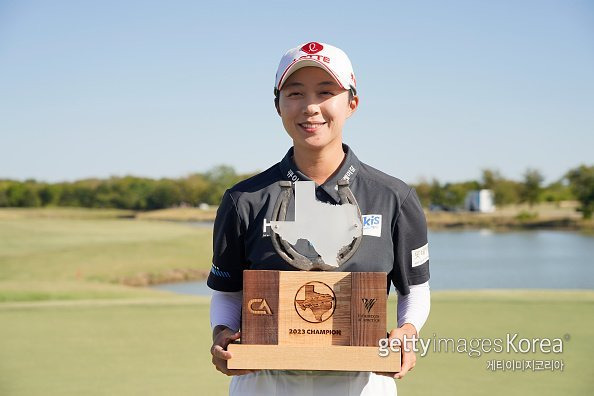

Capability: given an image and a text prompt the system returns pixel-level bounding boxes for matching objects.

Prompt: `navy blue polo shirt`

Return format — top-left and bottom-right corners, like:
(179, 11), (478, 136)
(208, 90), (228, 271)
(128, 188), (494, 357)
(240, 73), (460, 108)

(207, 144), (430, 296)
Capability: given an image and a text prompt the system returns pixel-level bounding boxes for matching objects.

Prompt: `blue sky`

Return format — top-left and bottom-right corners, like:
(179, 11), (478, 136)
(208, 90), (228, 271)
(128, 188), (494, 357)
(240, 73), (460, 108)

(1, 0), (593, 184)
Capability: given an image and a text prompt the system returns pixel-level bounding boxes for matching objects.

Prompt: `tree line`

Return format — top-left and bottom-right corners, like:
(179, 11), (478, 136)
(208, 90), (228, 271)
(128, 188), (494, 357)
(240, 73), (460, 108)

(1, 164), (592, 218)
(414, 166), (593, 218)
(0, 165), (252, 211)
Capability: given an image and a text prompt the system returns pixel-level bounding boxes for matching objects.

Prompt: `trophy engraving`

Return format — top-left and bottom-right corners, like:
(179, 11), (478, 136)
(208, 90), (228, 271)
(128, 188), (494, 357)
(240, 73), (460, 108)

(294, 282), (336, 323)
(247, 299), (273, 315)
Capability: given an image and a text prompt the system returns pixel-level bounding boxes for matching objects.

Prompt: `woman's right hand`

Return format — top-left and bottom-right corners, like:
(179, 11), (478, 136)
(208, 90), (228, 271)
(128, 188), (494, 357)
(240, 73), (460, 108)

(210, 325), (256, 376)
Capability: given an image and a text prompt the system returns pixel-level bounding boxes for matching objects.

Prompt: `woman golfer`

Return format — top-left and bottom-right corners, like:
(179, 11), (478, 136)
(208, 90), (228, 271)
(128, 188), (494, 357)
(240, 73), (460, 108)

(208, 41), (431, 396)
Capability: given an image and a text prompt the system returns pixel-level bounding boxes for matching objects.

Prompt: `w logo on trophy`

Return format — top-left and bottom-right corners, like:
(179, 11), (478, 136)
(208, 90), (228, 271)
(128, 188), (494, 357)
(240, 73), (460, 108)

(362, 298), (377, 314)
(227, 181), (401, 372)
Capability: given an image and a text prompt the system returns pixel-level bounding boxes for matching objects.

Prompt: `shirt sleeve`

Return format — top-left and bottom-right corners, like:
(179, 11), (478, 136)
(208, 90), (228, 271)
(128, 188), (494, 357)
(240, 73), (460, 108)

(207, 190), (246, 292)
(397, 281), (431, 333)
(210, 290), (243, 331)
(391, 187), (430, 295)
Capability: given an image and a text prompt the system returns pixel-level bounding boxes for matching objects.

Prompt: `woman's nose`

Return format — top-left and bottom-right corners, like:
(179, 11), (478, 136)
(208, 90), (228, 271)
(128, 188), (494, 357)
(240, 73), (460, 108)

(303, 103), (320, 116)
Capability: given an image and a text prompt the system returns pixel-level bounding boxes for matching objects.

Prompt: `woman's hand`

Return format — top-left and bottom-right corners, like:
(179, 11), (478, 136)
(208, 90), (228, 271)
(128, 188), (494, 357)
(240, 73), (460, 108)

(210, 325), (257, 376)
(377, 323), (418, 379)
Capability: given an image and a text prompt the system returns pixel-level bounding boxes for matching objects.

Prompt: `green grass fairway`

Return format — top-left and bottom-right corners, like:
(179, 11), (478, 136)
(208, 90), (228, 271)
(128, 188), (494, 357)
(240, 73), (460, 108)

(0, 207), (136, 220)
(395, 291), (594, 396)
(0, 215), (212, 301)
(1, 292), (592, 396)
(0, 297), (231, 396)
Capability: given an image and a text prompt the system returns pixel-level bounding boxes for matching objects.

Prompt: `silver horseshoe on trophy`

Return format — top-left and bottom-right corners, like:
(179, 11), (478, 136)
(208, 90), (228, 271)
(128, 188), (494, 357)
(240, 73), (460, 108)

(268, 179), (363, 271)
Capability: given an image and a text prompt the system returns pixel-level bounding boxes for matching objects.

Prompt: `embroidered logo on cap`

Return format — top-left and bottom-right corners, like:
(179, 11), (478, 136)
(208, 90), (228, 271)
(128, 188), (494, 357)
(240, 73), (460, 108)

(301, 42), (324, 54)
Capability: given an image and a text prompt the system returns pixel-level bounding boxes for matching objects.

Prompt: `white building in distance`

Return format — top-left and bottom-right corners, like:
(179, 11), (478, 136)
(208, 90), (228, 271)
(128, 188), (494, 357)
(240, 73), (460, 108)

(465, 190), (495, 213)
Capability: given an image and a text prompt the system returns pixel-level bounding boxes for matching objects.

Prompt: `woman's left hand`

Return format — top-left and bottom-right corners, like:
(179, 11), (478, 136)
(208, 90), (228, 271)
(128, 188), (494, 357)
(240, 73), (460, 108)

(376, 323), (418, 379)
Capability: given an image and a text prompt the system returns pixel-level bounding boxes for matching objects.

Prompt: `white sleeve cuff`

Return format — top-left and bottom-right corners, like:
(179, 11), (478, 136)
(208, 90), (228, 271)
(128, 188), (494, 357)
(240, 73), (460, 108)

(397, 281), (431, 333)
(210, 290), (242, 332)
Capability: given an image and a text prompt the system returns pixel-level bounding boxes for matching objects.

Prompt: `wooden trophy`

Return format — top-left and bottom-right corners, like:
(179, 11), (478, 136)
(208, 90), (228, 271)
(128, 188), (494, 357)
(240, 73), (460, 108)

(227, 181), (401, 372)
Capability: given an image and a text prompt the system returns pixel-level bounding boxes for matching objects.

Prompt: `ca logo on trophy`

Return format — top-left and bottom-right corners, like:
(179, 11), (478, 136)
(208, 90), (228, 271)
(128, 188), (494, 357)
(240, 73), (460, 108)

(227, 180), (401, 372)
(247, 299), (273, 315)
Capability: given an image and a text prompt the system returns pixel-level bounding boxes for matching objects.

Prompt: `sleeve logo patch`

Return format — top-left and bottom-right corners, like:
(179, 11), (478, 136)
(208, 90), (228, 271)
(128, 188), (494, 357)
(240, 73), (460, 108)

(411, 243), (429, 267)
(362, 214), (382, 237)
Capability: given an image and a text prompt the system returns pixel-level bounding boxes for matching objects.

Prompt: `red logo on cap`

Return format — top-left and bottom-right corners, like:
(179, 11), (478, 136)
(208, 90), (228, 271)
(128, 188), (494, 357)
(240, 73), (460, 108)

(301, 42), (323, 54)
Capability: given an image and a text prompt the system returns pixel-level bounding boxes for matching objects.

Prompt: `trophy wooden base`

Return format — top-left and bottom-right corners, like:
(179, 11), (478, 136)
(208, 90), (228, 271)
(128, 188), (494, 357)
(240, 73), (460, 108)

(228, 344), (400, 372)
(227, 270), (401, 372)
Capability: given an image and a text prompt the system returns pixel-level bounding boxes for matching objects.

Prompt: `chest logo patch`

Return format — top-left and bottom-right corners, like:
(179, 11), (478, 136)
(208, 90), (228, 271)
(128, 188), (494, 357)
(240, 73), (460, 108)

(362, 214), (382, 237)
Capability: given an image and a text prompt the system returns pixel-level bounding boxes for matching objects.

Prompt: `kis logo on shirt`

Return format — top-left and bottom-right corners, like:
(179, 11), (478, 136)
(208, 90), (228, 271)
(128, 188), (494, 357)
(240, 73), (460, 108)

(362, 214), (382, 237)
(363, 215), (380, 227)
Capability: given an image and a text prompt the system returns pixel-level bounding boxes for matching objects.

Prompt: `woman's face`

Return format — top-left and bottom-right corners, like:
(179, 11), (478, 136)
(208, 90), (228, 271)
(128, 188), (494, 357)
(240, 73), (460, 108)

(278, 66), (358, 152)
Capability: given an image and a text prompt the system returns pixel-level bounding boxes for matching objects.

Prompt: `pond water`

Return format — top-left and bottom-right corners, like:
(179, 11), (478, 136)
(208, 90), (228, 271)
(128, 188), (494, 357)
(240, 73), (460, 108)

(152, 229), (594, 296)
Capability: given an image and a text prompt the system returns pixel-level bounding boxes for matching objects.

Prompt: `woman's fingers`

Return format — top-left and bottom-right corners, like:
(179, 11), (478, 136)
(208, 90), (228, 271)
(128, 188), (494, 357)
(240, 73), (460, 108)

(211, 344), (232, 360)
(394, 346), (417, 379)
(210, 328), (257, 376)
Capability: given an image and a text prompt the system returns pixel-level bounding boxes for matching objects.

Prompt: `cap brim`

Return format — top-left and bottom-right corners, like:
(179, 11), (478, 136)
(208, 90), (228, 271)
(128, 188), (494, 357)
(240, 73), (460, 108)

(277, 59), (346, 91)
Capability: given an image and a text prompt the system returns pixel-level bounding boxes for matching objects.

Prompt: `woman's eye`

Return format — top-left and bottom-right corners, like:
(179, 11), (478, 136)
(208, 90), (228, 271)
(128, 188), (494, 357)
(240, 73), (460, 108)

(287, 92), (302, 97)
(320, 91), (334, 96)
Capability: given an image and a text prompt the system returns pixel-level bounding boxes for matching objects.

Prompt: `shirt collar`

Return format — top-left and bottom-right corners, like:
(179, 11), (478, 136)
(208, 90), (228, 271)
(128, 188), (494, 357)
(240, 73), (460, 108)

(278, 144), (361, 203)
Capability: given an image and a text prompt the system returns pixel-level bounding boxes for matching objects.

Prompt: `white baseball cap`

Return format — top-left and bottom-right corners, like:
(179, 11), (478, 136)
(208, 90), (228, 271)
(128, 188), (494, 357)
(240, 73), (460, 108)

(274, 41), (357, 95)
